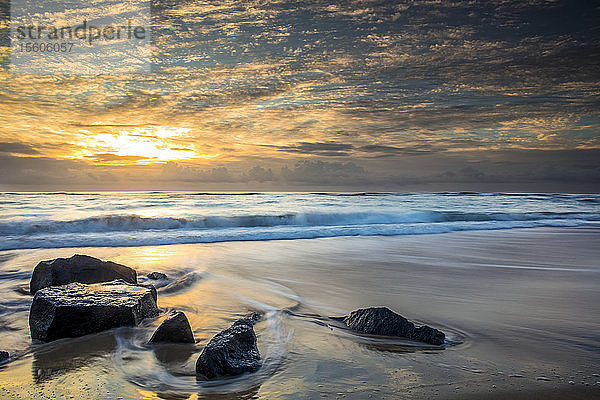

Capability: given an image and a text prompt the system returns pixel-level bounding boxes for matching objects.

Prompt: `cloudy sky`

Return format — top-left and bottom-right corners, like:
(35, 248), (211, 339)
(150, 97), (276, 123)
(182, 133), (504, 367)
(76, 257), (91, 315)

(0, 0), (599, 191)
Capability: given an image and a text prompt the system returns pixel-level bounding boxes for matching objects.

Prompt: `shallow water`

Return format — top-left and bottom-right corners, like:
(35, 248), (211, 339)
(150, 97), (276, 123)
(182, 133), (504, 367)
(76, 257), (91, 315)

(1, 227), (599, 399)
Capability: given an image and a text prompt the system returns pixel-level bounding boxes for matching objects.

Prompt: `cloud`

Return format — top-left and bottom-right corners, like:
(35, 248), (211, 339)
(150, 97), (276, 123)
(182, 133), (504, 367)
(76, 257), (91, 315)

(0, 142), (40, 155)
(245, 165), (276, 182)
(358, 143), (438, 156)
(266, 141), (354, 156)
(86, 153), (156, 162)
(161, 162), (237, 182)
(1, 150), (599, 192)
(160, 162), (276, 183)
(405, 149), (600, 187)
(86, 172), (119, 182)
(0, 0), (598, 192)
(281, 160), (366, 185)
(263, 141), (441, 158)
(0, 155), (85, 185)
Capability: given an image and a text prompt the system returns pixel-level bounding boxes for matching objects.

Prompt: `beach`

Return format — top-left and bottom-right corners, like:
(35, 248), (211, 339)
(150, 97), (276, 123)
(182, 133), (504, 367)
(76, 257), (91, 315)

(3, 0), (599, 397)
(1, 226), (599, 399)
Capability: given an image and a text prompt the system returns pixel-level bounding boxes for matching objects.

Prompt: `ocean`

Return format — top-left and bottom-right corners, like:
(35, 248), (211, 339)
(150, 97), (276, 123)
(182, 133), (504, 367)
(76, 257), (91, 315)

(1, 192), (600, 398)
(1, 192), (599, 250)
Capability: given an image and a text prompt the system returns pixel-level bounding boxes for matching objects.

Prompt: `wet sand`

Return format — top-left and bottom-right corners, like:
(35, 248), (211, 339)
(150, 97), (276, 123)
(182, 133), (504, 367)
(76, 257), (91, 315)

(0, 227), (599, 399)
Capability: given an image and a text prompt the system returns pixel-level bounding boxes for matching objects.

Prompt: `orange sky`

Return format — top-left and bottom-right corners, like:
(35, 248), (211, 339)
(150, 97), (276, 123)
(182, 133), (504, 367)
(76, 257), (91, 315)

(1, 0), (599, 191)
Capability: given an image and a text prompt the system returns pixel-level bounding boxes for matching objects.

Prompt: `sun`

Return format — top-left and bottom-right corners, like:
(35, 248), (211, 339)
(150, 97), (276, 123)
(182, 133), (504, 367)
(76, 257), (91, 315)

(71, 126), (218, 164)
(111, 127), (195, 160)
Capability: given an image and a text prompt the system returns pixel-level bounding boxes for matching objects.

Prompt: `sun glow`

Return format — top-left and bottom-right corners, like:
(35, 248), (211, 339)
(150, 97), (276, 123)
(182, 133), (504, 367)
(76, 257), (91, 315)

(71, 126), (212, 164)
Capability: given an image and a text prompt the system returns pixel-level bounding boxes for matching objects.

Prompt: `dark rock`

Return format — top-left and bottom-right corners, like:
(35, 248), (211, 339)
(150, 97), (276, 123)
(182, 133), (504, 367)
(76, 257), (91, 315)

(149, 311), (195, 344)
(30, 254), (137, 294)
(234, 312), (262, 327)
(0, 350), (8, 362)
(412, 325), (445, 345)
(160, 272), (201, 294)
(335, 307), (445, 345)
(29, 279), (158, 342)
(147, 272), (168, 280)
(195, 318), (261, 380)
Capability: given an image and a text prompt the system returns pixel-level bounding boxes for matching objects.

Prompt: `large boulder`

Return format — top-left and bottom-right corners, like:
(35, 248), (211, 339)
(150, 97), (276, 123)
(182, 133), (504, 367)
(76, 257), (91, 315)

(149, 311), (195, 344)
(195, 317), (261, 380)
(29, 254), (137, 294)
(29, 280), (158, 342)
(334, 307), (445, 345)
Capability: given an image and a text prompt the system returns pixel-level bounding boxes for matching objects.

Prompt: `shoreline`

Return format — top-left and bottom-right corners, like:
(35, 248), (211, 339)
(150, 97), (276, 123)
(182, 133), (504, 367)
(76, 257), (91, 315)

(1, 226), (599, 399)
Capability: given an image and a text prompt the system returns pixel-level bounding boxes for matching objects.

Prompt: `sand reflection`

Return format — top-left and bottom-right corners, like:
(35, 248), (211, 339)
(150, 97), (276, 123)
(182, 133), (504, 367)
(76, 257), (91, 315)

(32, 331), (117, 382)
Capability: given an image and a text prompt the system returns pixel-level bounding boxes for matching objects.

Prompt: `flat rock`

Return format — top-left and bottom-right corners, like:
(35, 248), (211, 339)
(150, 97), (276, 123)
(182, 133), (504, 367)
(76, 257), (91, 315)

(147, 272), (168, 280)
(334, 307), (445, 345)
(196, 318), (261, 380)
(30, 254), (137, 294)
(29, 279), (158, 342)
(149, 311), (195, 344)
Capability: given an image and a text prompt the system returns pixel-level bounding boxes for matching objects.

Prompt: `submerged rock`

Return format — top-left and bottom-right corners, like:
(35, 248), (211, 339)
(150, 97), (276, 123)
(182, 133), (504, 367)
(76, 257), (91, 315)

(149, 311), (195, 344)
(335, 307), (445, 345)
(30, 254), (137, 294)
(0, 350), (8, 362)
(147, 272), (168, 280)
(29, 279), (158, 342)
(160, 272), (201, 294)
(195, 318), (261, 380)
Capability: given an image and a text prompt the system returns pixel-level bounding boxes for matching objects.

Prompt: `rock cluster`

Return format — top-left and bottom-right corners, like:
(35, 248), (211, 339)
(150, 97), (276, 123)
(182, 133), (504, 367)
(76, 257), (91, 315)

(20, 254), (446, 382)
(25, 255), (263, 379)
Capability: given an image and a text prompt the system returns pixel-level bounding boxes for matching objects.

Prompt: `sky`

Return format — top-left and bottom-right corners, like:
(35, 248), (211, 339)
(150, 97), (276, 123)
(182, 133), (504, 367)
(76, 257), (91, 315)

(0, 0), (599, 192)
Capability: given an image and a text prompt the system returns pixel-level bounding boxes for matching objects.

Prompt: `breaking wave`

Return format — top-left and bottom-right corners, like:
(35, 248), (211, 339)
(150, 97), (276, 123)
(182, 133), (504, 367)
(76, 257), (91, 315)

(2, 211), (599, 236)
(0, 211), (599, 250)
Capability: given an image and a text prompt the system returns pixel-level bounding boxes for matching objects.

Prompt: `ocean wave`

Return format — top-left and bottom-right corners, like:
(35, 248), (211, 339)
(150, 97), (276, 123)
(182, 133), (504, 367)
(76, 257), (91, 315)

(0, 219), (598, 250)
(2, 192), (600, 203)
(2, 191), (599, 250)
(309, 192), (395, 196)
(10, 212), (600, 234)
(2, 211), (600, 236)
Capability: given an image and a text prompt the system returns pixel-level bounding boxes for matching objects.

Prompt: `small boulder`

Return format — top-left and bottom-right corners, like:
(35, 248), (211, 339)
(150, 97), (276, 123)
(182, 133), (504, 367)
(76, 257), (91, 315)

(335, 307), (445, 345)
(0, 351), (8, 362)
(160, 272), (201, 294)
(29, 280), (158, 342)
(149, 311), (195, 344)
(147, 272), (168, 280)
(412, 325), (445, 345)
(30, 254), (137, 294)
(195, 318), (261, 380)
